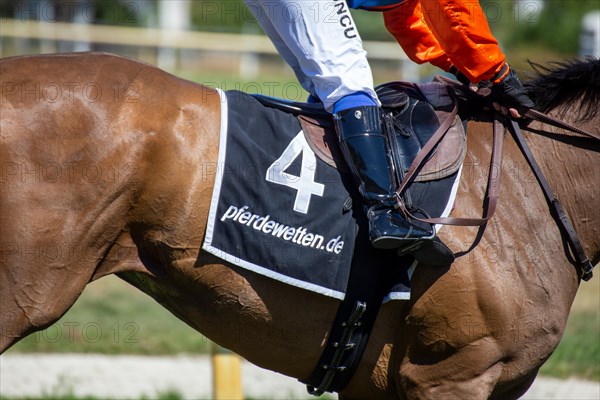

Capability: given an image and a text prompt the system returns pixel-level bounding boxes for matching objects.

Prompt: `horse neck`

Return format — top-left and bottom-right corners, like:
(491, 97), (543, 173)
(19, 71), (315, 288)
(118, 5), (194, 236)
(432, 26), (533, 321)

(525, 115), (600, 266)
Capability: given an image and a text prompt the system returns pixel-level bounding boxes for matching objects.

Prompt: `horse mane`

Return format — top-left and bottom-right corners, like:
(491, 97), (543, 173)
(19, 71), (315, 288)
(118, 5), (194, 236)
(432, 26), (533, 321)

(524, 57), (600, 121)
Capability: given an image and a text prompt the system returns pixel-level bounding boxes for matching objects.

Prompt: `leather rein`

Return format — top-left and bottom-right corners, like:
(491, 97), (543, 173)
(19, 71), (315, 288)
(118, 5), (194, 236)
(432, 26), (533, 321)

(394, 78), (598, 281)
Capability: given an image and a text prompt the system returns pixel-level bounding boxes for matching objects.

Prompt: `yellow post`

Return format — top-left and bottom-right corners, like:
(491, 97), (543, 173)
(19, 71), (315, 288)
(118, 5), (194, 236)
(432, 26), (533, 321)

(211, 342), (244, 400)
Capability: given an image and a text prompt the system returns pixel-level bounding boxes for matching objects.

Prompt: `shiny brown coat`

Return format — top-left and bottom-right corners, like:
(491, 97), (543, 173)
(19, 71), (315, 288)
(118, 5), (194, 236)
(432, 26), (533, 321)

(1, 53), (598, 399)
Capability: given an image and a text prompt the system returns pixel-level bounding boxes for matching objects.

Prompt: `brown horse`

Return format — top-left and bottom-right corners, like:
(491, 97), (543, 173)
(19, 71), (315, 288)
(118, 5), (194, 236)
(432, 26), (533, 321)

(1, 52), (598, 399)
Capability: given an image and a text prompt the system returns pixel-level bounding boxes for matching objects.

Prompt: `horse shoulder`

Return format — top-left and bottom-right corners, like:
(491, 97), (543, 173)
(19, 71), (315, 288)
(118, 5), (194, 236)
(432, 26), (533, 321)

(390, 121), (580, 399)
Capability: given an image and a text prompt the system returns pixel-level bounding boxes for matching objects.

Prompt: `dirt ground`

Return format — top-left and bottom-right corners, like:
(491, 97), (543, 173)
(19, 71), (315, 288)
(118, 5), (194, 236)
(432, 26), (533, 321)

(1, 354), (598, 399)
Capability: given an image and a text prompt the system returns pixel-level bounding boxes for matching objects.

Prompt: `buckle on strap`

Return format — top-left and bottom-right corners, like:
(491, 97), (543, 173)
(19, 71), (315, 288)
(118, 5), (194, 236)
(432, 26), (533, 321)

(551, 198), (595, 281)
(581, 260), (594, 282)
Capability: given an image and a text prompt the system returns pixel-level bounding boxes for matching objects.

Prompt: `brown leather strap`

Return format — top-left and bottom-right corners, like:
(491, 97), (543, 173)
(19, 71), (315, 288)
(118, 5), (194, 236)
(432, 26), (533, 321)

(524, 109), (600, 140)
(415, 116), (504, 226)
(396, 110), (506, 227)
(506, 119), (594, 281)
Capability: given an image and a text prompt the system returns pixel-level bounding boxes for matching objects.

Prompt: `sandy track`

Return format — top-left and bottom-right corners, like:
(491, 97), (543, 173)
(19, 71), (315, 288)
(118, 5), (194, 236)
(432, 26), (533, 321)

(1, 354), (598, 399)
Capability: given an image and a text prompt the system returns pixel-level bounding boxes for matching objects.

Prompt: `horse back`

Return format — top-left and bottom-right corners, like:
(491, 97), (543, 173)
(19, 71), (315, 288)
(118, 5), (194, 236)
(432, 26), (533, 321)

(1, 51), (220, 134)
(1, 51), (221, 184)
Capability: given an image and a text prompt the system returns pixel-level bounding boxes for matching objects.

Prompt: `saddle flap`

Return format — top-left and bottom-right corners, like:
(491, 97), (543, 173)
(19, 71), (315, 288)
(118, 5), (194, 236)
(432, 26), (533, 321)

(298, 115), (348, 172)
(392, 99), (466, 182)
(413, 112), (465, 182)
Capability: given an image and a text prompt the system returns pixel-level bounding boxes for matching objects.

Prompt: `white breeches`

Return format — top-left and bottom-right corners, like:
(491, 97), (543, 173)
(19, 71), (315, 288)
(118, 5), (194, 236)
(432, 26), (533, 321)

(244, 0), (379, 112)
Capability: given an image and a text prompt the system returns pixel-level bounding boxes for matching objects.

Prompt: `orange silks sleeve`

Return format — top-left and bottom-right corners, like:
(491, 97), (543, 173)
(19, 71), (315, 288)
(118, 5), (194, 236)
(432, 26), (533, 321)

(383, 0), (506, 82)
(383, 0), (453, 72)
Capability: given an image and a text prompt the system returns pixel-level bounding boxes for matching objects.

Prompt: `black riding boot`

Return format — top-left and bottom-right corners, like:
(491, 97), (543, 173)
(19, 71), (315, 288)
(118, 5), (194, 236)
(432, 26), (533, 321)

(333, 106), (434, 250)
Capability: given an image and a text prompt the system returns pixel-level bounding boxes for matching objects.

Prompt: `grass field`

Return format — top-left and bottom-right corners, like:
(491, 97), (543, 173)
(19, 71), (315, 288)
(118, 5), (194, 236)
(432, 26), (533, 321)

(6, 270), (599, 381)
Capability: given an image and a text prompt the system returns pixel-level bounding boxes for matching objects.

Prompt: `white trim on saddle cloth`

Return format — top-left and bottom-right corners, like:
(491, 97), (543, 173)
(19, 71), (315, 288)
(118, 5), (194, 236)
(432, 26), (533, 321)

(202, 89), (346, 300)
(437, 163), (463, 234)
(203, 88), (228, 249)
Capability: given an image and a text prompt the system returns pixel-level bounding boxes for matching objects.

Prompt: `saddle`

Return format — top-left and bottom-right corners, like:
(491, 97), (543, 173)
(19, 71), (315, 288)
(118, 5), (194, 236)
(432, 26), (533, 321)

(254, 80), (466, 183)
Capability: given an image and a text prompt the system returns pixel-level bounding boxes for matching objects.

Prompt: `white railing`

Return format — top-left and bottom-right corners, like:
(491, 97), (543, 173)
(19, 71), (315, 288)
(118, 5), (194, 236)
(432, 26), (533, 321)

(1, 19), (419, 80)
(1, 19), (408, 59)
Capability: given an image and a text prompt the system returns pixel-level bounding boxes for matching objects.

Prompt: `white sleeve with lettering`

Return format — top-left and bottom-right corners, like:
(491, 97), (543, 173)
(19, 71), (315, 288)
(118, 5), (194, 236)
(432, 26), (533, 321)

(244, 0), (380, 111)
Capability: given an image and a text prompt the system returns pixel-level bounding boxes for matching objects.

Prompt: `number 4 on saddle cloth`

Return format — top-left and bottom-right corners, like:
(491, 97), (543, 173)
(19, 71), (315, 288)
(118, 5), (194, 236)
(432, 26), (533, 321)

(202, 81), (466, 302)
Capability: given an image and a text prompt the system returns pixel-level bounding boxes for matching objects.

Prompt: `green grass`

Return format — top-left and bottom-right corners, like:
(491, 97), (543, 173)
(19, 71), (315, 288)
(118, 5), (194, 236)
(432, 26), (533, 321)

(540, 310), (600, 380)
